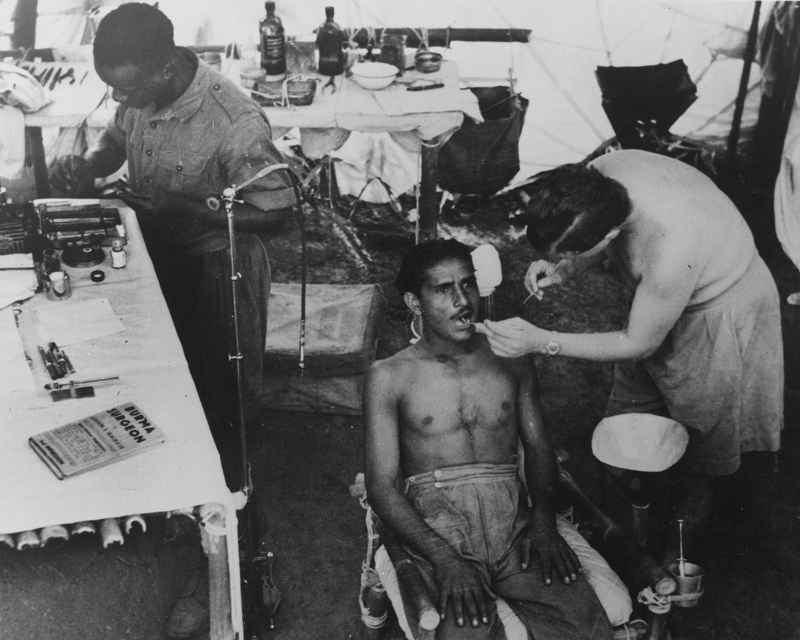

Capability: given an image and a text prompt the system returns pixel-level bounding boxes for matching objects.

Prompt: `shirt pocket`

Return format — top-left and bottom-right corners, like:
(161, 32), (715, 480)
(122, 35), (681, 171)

(156, 144), (212, 197)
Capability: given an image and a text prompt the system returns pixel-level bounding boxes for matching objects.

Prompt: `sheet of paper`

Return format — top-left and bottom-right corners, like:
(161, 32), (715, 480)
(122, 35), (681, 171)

(35, 297), (126, 346)
(0, 253), (37, 309)
(0, 306), (35, 394)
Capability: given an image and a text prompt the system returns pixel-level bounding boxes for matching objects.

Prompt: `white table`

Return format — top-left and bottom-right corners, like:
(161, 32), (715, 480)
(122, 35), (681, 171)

(23, 58), (481, 241)
(0, 200), (242, 639)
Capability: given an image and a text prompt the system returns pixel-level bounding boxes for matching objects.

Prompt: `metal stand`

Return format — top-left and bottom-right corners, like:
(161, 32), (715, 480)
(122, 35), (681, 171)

(219, 162), (307, 639)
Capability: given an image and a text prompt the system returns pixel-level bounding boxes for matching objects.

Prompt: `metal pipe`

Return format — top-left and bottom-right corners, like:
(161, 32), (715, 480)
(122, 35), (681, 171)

(726, 1), (762, 165)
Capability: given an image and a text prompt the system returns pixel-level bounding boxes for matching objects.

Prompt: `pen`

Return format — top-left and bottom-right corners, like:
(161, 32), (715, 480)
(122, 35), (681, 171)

(407, 82), (444, 92)
(62, 350), (75, 374)
(50, 351), (66, 378)
(38, 346), (58, 378)
(45, 376), (119, 390)
(50, 342), (66, 368)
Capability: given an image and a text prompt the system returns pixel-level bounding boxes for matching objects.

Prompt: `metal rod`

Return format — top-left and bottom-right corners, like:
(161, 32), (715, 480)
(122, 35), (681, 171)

(726, 1), (761, 165)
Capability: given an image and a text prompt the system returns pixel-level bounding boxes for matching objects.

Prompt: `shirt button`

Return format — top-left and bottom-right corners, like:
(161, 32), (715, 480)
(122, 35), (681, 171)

(145, 149), (153, 157)
(213, 84), (220, 90)
(433, 470), (441, 478)
(176, 165), (183, 172)
(144, 177), (151, 183)
(149, 122), (157, 129)
(407, 476), (415, 483)
(434, 482), (441, 488)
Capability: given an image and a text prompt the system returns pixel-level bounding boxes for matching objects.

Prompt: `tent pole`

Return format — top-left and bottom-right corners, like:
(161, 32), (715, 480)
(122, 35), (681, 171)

(11, 0), (38, 49)
(418, 142), (439, 243)
(726, 1), (762, 165)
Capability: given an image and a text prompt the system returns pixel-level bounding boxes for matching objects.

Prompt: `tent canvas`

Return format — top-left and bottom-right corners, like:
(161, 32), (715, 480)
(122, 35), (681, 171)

(0, 0), (769, 192)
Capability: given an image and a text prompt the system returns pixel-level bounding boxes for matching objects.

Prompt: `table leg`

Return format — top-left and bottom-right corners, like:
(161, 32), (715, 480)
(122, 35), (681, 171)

(27, 126), (52, 199)
(417, 141), (439, 243)
(202, 508), (235, 640)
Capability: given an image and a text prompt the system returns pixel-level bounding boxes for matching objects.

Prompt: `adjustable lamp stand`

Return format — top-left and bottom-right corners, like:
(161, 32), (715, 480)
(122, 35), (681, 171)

(219, 162), (307, 639)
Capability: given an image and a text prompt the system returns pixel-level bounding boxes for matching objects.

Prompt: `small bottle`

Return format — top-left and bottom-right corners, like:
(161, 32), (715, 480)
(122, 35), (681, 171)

(260, 1), (287, 81)
(111, 239), (127, 269)
(316, 6), (345, 76)
(345, 40), (359, 76)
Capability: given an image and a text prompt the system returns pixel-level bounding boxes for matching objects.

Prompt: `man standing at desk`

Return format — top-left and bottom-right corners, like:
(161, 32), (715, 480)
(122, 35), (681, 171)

(52, 4), (295, 638)
(51, 3), (295, 454)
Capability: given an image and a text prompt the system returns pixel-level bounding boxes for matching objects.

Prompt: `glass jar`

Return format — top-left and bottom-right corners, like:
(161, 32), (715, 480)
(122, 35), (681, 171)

(379, 33), (407, 76)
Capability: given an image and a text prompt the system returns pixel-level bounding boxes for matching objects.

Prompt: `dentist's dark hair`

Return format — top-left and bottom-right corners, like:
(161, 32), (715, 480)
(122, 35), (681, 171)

(523, 163), (631, 255)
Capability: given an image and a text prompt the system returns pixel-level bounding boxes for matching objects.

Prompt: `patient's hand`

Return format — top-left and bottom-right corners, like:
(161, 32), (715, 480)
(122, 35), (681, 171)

(522, 512), (582, 585)
(431, 550), (497, 628)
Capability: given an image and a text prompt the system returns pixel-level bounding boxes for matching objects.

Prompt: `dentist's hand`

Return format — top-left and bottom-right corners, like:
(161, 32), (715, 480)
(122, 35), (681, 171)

(524, 260), (565, 300)
(50, 155), (95, 196)
(474, 318), (545, 358)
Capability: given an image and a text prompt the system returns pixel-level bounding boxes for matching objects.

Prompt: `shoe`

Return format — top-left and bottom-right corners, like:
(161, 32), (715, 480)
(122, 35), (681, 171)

(162, 512), (199, 543)
(165, 554), (210, 639)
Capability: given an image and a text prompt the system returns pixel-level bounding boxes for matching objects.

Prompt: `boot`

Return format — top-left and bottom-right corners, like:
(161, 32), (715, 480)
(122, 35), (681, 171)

(165, 552), (210, 639)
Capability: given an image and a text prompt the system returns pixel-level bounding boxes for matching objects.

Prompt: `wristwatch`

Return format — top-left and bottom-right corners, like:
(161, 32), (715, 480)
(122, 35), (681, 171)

(544, 332), (561, 356)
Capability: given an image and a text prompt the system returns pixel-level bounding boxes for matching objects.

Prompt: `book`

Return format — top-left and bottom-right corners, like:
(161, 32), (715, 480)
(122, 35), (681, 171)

(29, 402), (166, 480)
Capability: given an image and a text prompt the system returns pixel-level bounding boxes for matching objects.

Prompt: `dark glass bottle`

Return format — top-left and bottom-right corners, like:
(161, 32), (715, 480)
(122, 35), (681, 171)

(316, 6), (345, 76)
(260, 1), (286, 81)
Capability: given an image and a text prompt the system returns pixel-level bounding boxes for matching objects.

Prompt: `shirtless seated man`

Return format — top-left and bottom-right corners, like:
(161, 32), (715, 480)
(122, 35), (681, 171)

(364, 239), (612, 640)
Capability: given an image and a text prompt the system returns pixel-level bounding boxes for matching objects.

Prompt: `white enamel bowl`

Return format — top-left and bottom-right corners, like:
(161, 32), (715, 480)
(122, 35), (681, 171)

(350, 62), (398, 90)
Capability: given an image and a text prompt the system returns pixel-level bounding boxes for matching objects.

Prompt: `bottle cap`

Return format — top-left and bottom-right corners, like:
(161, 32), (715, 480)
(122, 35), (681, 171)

(266, 1), (276, 11)
(112, 238), (123, 249)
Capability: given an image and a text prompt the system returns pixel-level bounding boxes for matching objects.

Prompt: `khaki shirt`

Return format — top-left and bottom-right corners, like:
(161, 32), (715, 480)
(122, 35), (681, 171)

(105, 48), (295, 254)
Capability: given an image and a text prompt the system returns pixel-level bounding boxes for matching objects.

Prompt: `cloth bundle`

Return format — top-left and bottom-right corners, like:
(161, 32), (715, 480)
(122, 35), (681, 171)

(0, 62), (51, 179)
(471, 244), (503, 297)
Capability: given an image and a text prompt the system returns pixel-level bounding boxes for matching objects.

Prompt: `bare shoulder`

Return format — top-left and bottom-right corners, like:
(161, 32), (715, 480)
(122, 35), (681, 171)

(366, 345), (421, 388)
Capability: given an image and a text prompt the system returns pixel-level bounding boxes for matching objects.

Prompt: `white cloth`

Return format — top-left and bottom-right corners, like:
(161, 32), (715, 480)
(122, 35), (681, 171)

(0, 253), (37, 308)
(0, 62), (51, 179)
(776, 91), (800, 274)
(333, 131), (418, 203)
(0, 306), (36, 395)
(0, 105), (26, 179)
(592, 413), (689, 473)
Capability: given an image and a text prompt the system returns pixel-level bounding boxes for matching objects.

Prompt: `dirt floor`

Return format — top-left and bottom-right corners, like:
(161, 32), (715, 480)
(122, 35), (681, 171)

(1, 158), (799, 640)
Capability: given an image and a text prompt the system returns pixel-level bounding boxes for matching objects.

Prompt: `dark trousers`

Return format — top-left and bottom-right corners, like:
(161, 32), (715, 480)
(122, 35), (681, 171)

(145, 233), (271, 453)
(405, 464), (613, 640)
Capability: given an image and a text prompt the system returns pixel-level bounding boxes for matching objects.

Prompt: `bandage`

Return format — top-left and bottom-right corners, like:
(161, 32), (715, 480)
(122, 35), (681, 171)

(40, 524), (69, 546)
(471, 244), (503, 297)
(100, 518), (124, 548)
(124, 515), (147, 535)
(70, 521), (96, 536)
(16, 530), (40, 550)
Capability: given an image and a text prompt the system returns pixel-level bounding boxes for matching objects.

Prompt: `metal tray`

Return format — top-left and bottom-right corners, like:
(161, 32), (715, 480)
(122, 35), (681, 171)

(251, 79), (317, 107)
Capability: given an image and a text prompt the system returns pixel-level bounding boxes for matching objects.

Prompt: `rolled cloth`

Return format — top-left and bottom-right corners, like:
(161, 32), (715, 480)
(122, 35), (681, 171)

(471, 244), (502, 297)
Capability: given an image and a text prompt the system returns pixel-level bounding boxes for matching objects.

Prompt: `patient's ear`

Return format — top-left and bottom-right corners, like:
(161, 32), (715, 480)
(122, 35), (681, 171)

(403, 292), (422, 316)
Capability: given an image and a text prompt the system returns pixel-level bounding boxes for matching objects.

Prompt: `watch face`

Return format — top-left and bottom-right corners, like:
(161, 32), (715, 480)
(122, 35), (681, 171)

(546, 339), (560, 356)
